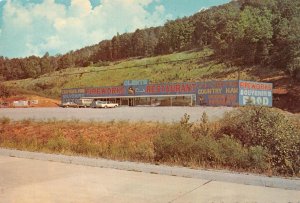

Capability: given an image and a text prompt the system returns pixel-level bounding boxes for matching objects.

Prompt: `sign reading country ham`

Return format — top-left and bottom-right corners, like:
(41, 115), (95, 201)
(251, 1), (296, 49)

(239, 81), (272, 106)
(197, 80), (239, 106)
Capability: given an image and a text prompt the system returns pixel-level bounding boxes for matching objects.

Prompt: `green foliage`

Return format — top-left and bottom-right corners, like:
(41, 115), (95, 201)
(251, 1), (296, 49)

(153, 126), (268, 171)
(218, 135), (249, 168)
(191, 135), (221, 165)
(153, 125), (194, 163)
(7, 49), (233, 99)
(287, 57), (300, 81)
(220, 106), (300, 175)
(1, 0), (299, 82)
(248, 146), (269, 171)
(0, 83), (15, 98)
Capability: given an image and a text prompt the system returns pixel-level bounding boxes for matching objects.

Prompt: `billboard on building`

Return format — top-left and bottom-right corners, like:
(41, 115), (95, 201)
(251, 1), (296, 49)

(197, 80), (239, 106)
(127, 82), (198, 96)
(85, 86), (125, 97)
(61, 80), (273, 107)
(61, 88), (85, 102)
(239, 81), (273, 107)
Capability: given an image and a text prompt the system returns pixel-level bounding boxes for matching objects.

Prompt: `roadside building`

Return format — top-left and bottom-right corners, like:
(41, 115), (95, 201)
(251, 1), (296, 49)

(61, 80), (273, 107)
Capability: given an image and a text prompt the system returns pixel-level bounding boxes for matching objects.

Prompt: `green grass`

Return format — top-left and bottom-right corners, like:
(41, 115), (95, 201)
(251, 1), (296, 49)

(5, 48), (258, 99)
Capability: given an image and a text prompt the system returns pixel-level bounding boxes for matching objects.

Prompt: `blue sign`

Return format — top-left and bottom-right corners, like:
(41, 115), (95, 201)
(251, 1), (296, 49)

(123, 80), (149, 86)
(239, 81), (273, 107)
(197, 80), (239, 106)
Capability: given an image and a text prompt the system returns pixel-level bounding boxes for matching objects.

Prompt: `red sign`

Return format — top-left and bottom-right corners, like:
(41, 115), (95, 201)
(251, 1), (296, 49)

(146, 83), (197, 94)
(85, 86), (125, 96)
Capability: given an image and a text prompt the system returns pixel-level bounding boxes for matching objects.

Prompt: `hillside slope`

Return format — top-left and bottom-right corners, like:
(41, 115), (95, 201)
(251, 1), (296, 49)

(4, 49), (299, 112)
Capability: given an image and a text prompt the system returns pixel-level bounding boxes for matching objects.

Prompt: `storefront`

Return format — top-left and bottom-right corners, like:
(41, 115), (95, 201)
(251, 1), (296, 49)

(61, 80), (273, 107)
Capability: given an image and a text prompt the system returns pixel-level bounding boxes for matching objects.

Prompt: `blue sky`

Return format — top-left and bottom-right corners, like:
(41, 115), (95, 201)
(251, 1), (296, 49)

(0, 0), (230, 58)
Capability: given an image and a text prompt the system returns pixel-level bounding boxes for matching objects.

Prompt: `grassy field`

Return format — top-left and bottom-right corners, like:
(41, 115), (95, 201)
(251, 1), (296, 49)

(4, 49), (258, 99)
(4, 48), (299, 112)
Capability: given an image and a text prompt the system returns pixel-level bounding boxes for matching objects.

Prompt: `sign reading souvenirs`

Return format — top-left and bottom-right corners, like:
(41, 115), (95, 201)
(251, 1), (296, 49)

(239, 81), (273, 107)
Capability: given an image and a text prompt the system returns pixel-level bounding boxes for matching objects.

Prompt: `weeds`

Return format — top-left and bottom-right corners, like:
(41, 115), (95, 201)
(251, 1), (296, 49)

(0, 107), (299, 176)
(0, 117), (10, 125)
(46, 131), (70, 152)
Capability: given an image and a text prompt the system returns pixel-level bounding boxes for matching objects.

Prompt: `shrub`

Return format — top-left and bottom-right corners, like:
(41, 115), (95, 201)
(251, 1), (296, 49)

(191, 112), (212, 139)
(218, 135), (249, 168)
(180, 113), (192, 130)
(153, 125), (194, 163)
(220, 106), (300, 175)
(191, 135), (221, 165)
(248, 146), (269, 171)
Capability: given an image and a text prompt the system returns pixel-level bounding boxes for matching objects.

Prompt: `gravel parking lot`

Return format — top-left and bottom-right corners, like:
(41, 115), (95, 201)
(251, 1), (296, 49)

(0, 106), (233, 122)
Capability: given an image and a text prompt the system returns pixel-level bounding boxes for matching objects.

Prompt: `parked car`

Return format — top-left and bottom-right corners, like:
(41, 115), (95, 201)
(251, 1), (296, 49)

(90, 100), (103, 108)
(103, 101), (119, 108)
(91, 100), (118, 108)
(60, 101), (78, 108)
(77, 98), (93, 108)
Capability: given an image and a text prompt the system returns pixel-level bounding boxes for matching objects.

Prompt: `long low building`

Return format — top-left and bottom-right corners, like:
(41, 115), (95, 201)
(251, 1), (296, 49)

(61, 80), (273, 107)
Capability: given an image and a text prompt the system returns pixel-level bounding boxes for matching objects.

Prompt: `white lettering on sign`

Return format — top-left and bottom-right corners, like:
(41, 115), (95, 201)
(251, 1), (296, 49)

(242, 96), (269, 105)
(240, 89), (271, 97)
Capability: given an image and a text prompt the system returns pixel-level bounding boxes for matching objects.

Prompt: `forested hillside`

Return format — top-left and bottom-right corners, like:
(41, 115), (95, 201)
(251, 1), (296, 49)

(0, 0), (299, 81)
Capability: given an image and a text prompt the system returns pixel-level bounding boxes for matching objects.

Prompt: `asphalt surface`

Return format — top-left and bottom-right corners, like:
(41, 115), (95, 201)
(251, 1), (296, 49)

(0, 150), (299, 203)
(0, 106), (233, 122)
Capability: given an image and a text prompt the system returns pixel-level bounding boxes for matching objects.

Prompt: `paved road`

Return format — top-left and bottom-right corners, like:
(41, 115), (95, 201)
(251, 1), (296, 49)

(0, 107), (233, 122)
(0, 154), (299, 203)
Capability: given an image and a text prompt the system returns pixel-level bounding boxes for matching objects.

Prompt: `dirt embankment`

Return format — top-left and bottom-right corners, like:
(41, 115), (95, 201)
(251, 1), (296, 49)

(0, 95), (60, 108)
(261, 74), (300, 113)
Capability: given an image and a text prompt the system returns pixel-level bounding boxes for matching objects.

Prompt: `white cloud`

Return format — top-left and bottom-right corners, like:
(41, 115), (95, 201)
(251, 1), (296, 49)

(0, 0), (169, 58)
(198, 7), (208, 12)
(155, 5), (165, 13)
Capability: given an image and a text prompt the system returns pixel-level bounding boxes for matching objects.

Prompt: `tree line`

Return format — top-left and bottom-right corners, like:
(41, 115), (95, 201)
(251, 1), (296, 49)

(0, 0), (299, 81)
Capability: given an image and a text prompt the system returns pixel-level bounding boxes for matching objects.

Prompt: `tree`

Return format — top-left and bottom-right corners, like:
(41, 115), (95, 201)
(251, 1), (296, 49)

(0, 83), (15, 98)
(234, 6), (273, 64)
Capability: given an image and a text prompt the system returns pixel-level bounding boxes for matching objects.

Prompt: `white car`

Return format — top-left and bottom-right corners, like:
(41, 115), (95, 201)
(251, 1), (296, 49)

(91, 101), (118, 108)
